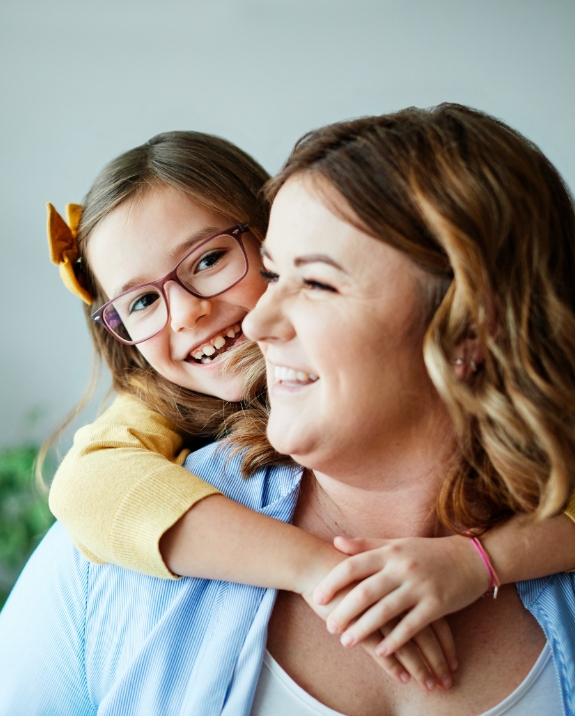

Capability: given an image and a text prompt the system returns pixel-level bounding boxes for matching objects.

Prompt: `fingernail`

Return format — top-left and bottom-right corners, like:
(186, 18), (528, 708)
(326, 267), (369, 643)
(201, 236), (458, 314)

(340, 633), (354, 647)
(326, 619), (338, 634)
(399, 671), (410, 683)
(426, 678), (436, 691)
(442, 675), (452, 688)
(375, 645), (388, 657)
(314, 591), (326, 605)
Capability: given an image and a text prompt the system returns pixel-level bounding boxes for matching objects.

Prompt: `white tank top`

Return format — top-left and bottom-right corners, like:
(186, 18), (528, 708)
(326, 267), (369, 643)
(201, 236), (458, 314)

(251, 643), (562, 716)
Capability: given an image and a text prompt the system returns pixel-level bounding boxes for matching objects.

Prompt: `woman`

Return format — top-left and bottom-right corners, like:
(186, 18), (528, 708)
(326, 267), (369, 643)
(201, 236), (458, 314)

(244, 103), (575, 714)
(1, 104), (575, 715)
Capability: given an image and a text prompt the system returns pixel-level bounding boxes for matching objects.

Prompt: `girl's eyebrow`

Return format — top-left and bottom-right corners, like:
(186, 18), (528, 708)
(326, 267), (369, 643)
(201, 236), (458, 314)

(114, 226), (222, 296)
(260, 245), (346, 273)
(167, 226), (221, 263)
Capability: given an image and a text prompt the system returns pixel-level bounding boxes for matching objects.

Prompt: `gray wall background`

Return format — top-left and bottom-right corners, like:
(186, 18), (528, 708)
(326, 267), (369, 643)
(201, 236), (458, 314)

(1, 0), (574, 452)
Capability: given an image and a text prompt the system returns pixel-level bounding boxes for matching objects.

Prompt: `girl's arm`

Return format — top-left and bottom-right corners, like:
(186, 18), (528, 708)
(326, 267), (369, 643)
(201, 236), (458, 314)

(311, 512), (575, 658)
(49, 393), (221, 578)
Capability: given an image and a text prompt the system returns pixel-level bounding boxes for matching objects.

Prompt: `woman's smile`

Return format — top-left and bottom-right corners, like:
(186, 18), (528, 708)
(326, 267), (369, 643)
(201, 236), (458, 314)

(244, 174), (450, 481)
(269, 362), (319, 393)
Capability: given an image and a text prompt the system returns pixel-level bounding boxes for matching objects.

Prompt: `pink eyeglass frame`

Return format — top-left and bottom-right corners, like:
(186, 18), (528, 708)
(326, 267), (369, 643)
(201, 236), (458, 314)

(92, 224), (250, 346)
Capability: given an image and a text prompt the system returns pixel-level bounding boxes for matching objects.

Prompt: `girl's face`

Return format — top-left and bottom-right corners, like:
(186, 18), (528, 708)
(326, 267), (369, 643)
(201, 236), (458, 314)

(243, 175), (450, 482)
(88, 185), (267, 401)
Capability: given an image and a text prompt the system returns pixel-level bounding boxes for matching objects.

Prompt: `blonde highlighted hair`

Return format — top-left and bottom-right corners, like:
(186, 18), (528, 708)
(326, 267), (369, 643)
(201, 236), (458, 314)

(267, 104), (575, 531)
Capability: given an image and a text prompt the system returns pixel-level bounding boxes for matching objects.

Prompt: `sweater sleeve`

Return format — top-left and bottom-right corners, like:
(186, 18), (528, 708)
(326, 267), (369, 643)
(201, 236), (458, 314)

(48, 393), (222, 579)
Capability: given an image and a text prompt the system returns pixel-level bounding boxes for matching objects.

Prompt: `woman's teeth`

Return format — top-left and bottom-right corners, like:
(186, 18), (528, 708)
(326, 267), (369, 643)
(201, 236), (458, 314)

(190, 323), (242, 363)
(274, 365), (318, 383)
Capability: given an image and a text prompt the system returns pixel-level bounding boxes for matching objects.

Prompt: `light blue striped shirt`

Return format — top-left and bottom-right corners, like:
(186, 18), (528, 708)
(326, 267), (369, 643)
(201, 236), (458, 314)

(0, 442), (574, 715)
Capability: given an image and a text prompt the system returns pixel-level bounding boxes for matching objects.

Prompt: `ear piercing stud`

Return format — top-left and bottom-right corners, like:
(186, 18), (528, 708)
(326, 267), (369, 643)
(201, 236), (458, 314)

(454, 358), (464, 366)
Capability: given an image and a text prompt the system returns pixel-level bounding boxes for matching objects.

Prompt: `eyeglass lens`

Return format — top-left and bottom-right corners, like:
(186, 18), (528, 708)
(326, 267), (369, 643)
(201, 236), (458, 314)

(102, 233), (247, 343)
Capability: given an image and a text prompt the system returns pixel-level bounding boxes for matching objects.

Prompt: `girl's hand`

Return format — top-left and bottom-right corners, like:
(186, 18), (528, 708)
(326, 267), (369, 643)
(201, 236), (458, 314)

(314, 535), (488, 659)
(302, 580), (457, 691)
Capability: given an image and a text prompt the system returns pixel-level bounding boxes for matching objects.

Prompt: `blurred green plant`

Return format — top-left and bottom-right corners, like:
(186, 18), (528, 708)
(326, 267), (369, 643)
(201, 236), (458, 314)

(0, 446), (54, 609)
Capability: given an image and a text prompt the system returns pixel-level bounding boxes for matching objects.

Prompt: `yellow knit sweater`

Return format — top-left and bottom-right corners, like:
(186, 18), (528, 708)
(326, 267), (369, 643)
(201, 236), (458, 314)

(50, 393), (575, 580)
(48, 394), (221, 579)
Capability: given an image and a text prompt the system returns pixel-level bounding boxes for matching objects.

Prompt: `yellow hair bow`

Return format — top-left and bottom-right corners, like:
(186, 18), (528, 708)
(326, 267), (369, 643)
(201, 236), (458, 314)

(46, 203), (93, 305)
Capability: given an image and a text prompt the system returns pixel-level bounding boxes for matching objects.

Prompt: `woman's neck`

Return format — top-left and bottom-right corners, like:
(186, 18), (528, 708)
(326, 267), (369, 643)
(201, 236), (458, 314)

(295, 422), (455, 540)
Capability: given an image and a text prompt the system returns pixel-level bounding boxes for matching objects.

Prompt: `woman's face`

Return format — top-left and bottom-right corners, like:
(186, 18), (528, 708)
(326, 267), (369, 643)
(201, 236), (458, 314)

(244, 175), (450, 481)
(88, 185), (267, 401)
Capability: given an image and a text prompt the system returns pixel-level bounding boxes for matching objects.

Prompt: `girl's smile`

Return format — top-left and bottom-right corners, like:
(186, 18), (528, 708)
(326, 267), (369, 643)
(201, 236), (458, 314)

(88, 184), (267, 402)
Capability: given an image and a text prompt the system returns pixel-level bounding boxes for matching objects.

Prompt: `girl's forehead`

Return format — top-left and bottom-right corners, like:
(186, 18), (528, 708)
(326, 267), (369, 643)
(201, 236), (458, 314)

(87, 186), (232, 297)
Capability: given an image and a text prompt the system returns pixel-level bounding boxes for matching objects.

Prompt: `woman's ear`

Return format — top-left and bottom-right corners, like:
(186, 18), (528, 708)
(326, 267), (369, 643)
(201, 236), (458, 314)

(452, 331), (484, 380)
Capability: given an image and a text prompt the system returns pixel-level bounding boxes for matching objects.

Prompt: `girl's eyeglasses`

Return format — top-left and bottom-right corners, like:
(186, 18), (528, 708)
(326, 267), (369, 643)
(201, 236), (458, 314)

(92, 225), (250, 345)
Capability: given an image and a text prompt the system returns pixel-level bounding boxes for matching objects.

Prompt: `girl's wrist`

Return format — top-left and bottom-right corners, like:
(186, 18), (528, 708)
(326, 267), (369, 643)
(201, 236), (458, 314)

(292, 537), (346, 597)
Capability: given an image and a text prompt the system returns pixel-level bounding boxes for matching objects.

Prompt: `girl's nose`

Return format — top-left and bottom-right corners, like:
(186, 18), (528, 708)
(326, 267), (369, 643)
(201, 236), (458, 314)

(165, 281), (212, 332)
(243, 285), (294, 345)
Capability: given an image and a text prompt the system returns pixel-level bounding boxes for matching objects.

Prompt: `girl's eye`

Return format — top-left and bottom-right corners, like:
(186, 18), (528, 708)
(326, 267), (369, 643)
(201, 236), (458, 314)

(260, 268), (279, 283)
(195, 250), (226, 272)
(129, 292), (160, 314)
(303, 278), (337, 292)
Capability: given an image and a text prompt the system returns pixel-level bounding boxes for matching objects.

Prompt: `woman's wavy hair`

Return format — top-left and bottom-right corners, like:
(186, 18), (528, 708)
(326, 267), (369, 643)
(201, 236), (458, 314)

(266, 104), (575, 531)
(43, 131), (289, 479)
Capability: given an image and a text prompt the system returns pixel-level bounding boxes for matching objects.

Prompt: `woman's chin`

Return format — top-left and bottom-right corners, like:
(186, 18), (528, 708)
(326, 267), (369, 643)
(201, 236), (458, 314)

(266, 419), (316, 465)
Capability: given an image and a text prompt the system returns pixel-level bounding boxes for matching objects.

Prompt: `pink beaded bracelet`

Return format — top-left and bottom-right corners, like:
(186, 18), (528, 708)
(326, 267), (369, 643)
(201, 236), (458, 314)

(464, 532), (501, 599)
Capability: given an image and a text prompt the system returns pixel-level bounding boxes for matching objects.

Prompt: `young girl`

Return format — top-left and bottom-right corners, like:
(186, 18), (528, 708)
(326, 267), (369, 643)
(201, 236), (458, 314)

(46, 130), (575, 692)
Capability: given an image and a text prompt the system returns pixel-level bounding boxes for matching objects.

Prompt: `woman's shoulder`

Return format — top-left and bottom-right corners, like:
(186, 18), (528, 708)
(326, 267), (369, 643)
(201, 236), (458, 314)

(183, 442), (303, 513)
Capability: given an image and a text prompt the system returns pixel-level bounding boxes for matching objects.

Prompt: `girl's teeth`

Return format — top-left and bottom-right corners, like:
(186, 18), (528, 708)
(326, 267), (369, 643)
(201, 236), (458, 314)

(296, 371), (308, 381)
(190, 323), (242, 362)
(201, 356), (213, 364)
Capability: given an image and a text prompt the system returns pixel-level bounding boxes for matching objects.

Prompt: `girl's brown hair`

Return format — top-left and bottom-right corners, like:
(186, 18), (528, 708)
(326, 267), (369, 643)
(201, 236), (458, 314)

(43, 131), (289, 479)
(267, 104), (575, 531)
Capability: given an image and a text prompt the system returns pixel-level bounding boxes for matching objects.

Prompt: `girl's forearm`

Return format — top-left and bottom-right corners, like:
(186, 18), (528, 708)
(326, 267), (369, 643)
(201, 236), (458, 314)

(160, 494), (344, 593)
(480, 512), (575, 584)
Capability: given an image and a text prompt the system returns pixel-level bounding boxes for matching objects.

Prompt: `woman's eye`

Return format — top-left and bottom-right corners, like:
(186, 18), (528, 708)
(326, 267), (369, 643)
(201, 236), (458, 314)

(260, 268), (279, 283)
(129, 293), (160, 314)
(195, 250), (226, 272)
(303, 278), (337, 292)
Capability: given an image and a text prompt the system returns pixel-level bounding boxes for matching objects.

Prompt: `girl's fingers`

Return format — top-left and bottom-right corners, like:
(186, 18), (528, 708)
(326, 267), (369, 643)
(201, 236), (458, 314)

(360, 633), (412, 685)
(382, 629), (438, 692)
(373, 601), (443, 658)
(314, 552), (394, 606)
(374, 610), (458, 677)
(411, 625), (453, 689)
(431, 618), (458, 672)
(326, 574), (402, 634)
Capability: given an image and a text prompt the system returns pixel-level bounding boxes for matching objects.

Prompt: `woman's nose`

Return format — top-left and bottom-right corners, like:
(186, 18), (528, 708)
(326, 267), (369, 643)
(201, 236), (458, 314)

(243, 285), (294, 344)
(165, 281), (212, 332)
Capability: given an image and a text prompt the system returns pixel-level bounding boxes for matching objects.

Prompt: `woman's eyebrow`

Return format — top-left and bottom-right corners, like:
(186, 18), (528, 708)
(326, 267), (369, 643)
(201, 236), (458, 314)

(261, 246), (347, 273)
(114, 226), (221, 295)
(294, 254), (347, 273)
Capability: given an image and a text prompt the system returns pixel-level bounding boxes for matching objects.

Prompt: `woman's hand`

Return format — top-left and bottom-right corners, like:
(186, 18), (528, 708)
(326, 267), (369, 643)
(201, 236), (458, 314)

(301, 575), (457, 691)
(313, 534), (488, 659)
